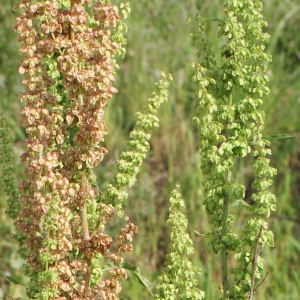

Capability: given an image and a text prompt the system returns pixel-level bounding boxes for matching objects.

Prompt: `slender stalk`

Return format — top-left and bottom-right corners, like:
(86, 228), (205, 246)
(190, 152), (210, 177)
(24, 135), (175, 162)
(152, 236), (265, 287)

(85, 258), (91, 291)
(228, 91), (233, 106)
(221, 92), (233, 296)
(82, 204), (92, 290)
(253, 272), (268, 296)
(69, 1), (75, 43)
(221, 194), (229, 296)
(80, 161), (90, 240)
(45, 229), (50, 300)
(91, 218), (101, 238)
(250, 225), (263, 299)
(82, 205), (90, 240)
(81, 168), (91, 289)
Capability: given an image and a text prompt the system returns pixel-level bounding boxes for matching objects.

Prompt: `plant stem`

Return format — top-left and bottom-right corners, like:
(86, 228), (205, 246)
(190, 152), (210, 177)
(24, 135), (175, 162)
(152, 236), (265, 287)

(81, 167), (91, 289)
(221, 194), (229, 296)
(81, 168), (90, 240)
(250, 225), (263, 299)
(70, 1), (75, 43)
(228, 91), (233, 106)
(82, 207), (91, 291)
(82, 205), (89, 240)
(45, 229), (50, 300)
(221, 92), (233, 296)
(85, 258), (91, 291)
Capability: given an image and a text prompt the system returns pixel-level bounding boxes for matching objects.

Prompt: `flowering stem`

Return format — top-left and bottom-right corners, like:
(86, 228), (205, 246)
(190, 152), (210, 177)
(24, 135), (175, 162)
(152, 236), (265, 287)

(45, 229), (50, 300)
(82, 206), (90, 240)
(221, 194), (229, 295)
(81, 166), (91, 289)
(70, 0), (75, 43)
(250, 225), (263, 298)
(221, 91), (233, 296)
(82, 169), (90, 240)
(85, 259), (91, 291)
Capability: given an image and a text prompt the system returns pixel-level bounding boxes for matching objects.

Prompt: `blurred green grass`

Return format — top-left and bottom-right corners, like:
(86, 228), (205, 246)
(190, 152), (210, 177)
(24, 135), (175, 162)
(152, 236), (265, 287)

(1, 0), (300, 298)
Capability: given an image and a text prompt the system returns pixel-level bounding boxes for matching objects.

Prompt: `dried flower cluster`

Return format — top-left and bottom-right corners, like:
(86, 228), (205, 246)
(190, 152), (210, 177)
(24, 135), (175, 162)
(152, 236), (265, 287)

(13, 0), (134, 298)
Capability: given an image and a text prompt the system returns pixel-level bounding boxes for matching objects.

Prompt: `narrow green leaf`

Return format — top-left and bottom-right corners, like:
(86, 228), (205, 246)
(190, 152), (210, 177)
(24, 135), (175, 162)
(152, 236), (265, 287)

(121, 262), (136, 271)
(263, 134), (295, 140)
(230, 199), (250, 208)
(121, 262), (153, 295)
(249, 133), (295, 145)
(6, 276), (25, 286)
(133, 267), (153, 295)
(194, 230), (213, 238)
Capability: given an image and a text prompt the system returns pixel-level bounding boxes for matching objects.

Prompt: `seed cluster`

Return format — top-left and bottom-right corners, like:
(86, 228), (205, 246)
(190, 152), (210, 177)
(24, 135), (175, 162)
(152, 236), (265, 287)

(14, 0), (132, 298)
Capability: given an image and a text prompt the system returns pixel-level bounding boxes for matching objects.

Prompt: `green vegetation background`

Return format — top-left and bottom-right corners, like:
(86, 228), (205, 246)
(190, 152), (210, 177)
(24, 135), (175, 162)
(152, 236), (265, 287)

(1, 0), (300, 299)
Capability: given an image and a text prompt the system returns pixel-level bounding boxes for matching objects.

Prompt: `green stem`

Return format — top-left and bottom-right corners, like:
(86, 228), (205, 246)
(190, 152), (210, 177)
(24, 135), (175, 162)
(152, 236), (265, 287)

(221, 194), (229, 296)
(45, 229), (50, 300)
(221, 91), (233, 296)
(250, 225), (263, 299)
(228, 91), (233, 106)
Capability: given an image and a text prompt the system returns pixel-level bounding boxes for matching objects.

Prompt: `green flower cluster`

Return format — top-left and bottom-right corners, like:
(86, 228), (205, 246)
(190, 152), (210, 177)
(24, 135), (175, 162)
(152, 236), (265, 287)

(191, 0), (276, 298)
(112, 2), (131, 60)
(154, 187), (205, 300)
(106, 72), (173, 213)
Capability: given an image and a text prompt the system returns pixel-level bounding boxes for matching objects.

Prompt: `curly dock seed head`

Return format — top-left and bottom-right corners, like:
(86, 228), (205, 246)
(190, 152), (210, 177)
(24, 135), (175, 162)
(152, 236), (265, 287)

(14, 0), (131, 298)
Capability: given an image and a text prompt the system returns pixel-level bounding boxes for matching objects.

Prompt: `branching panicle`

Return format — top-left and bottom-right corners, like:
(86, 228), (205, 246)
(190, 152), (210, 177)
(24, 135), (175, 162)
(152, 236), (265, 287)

(191, 0), (276, 298)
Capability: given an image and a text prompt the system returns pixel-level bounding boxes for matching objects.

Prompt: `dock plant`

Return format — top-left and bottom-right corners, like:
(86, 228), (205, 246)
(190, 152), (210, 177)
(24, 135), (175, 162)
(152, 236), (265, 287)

(191, 0), (276, 298)
(2, 0), (279, 299)
(9, 0), (173, 298)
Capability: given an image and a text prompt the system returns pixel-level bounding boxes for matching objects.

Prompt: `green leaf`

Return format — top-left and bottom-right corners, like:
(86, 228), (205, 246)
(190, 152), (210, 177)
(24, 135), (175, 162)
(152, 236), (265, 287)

(230, 199), (250, 208)
(6, 275), (26, 286)
(249, 133), (295, 145)
(194, 230), (213, 238)
(263, 134), (295, 140)
(121, 262), (153, 295)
